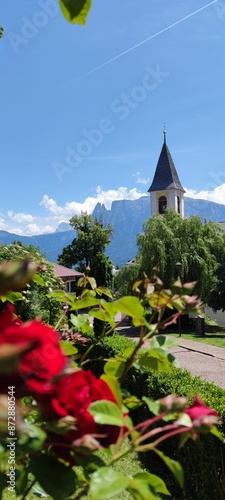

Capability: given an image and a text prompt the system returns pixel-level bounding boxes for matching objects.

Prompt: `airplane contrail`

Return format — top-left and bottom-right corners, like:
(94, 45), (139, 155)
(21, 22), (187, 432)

(68, 0), (218, 86)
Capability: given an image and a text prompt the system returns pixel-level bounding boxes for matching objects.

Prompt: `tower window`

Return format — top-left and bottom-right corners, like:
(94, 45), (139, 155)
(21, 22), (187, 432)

(158, 196), (167, 214)
(177, 196), (180, 214)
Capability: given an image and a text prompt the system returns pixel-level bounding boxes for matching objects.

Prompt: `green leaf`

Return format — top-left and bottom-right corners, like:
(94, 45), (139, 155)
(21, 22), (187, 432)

(86, 276), (97, 290)
(84, 455), (106, 473)
(114, 296), (145, 326)
(90, 467), (129, 498)
(104, 359), (126, 379)
(33, 273), (45, 286)
(17, 424), (47, 453)
(100, 300), (120, 317)
(100, 296), (146, 326)
(69, 314), (90, 332)
(59, 0), (92, 25)
(138, 351), (173, 373)
(101, 374), (123, 406)
(123, 395), (143, 410)
(178, 431), (191, 448)
(32, 483), (49, 497)
(122, 346), (136, 358)
(15, 470), (29, 496)
(48, 290), (69, 301)
(96, 286), (114, 299)
(150, 335), (178, 350)
(60, 340), (78, 355)
(70, 296), (100, 310)
(89, 307), (116, 328)
(128, 471), (171, 499)
(210, 425), (224, 441)
(128, 481), (157, 499)
(142, 396), (160, 416)
(3, 291), (24, 303)
(29, 454), (77, 500)
(89, 400), (124, 427)
(148, 290), (172, 310)
(135, 472), (171, 496)
(142, 396), (182, 423)
(154, 449), (184, 488)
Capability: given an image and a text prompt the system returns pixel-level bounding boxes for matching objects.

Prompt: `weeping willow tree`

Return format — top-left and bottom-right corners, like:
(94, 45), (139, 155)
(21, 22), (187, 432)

(137, 210), (224, 304)
(114, 261), (141, 298)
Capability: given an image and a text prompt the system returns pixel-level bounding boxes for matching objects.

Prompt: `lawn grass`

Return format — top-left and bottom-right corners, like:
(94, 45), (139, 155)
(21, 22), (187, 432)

(2, 441), (146, 500)
(168, 323), (225, 348)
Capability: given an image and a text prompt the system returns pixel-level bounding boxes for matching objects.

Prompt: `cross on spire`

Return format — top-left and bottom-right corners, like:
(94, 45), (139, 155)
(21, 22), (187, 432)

(163, 123), (166, 143)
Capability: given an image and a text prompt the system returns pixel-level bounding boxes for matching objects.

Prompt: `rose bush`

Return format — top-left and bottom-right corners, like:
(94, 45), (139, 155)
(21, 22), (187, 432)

(37, 370), (127, 465)
(185, 394), (219, 431)
(0, 302), (67, 396)
(0, 260), (222, 499)
(50, 370), (124, 445)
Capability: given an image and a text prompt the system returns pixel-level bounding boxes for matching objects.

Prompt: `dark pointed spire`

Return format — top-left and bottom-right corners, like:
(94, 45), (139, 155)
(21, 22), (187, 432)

(148, 134), (185, 193)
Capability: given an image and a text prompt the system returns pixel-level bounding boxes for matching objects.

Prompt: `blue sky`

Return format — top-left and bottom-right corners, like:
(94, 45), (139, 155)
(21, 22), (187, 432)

(1, 0), (225, 235)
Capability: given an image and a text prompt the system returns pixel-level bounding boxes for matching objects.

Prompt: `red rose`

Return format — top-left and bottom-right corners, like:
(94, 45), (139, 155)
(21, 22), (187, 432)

(0, 303), (67, 395)
(42, 370), (125, 459)
(185, 395), (219, 429)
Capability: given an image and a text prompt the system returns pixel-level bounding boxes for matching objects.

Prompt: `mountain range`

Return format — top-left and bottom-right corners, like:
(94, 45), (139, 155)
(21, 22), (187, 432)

(1, 196), (225, 267)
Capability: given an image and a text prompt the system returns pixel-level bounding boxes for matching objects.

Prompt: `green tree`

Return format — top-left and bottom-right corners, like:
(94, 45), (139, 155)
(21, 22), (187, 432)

(58, 213), (113, 337)
(92, 251), (113, 288)
(207, 234), (225, 311)
(91, 252), (114, 337)
(137, 210), (224, 304)
(115, 262), (141, 298)
(58, 212), (113, 276)
(0, 242), (63, 324)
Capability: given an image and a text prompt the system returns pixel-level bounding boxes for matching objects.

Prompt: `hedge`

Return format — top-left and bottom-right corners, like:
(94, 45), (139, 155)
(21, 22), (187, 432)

(84, 332), (225, 500)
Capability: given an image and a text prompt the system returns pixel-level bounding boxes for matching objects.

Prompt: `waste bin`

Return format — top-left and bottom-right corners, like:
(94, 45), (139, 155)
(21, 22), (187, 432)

(195, 315), (205, 337)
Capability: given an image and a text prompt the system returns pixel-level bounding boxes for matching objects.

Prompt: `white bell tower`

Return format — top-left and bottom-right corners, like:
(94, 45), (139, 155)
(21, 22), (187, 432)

(148, 129), (185, 217)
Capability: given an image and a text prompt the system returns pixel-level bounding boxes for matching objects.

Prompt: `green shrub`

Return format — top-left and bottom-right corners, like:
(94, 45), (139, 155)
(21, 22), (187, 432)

(127, 368), (225, 499)
(87, 333), (225, 500)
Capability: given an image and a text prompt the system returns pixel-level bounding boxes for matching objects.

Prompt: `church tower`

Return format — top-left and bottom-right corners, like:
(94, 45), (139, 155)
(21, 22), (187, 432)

(148, 129), (185, 217)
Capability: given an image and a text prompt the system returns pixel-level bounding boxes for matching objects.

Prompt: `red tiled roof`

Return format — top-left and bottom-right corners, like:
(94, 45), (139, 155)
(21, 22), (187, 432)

(53, 264), (83, 280)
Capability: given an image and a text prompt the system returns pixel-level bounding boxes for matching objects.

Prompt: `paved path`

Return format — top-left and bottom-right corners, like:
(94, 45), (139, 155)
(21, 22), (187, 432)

(117, 325), (225, 390)
(170, 338), (225, 389)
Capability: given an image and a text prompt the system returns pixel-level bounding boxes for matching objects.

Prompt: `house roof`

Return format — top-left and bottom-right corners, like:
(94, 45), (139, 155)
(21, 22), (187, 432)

(148, 138), (185, 193)
(53, 264), (83, 281)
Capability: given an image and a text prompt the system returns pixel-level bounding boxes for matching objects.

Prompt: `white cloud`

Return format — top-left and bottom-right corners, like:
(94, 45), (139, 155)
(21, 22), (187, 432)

(185, 184), (225, 205)
(132, 172), (149, 185)
(3, 183), (225, 238)
(10, 224), (55, 236)
(1, 187), (146, 236)
(7, 211), (35, 223)
(136, 177), (149, 185)
(10, 227), (25, 236)
(0, 218), (7, 230)
(40, 186), (146, 217)
(24, 223), (54, 236)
